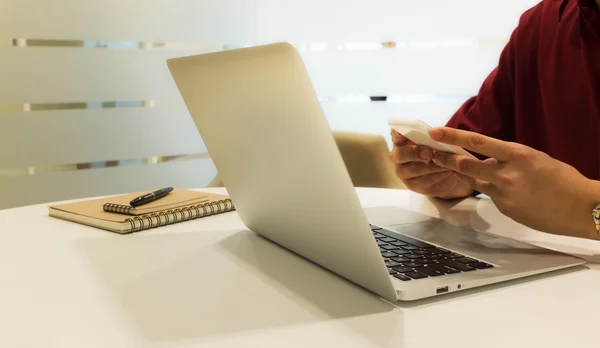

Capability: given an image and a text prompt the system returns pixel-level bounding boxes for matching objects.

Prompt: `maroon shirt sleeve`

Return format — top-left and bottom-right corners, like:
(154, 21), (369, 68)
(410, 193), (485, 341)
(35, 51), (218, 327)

(445, 26), (519, 148)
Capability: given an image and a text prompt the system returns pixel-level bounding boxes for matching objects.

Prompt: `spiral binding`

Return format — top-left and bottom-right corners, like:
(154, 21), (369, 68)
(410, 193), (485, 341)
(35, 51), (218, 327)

(123, 198), (235, 233)
(103, 202), (135, 215)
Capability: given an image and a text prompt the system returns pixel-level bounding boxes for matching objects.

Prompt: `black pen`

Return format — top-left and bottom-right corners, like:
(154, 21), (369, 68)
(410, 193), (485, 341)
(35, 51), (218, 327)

(130, 187), (173, 207)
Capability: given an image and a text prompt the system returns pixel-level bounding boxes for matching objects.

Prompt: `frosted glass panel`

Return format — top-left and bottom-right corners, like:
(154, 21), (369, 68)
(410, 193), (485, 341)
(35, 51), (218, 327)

(0, 0), (256, 43)
(0, 48), (212, 103)
(257, 0), (540, 42)
(256, 0), (540, 135)
(0, 0), (540, 208)
(0, 107), (205, 169)
(0, 0), (252, 209)
(300, 46), (503, 96)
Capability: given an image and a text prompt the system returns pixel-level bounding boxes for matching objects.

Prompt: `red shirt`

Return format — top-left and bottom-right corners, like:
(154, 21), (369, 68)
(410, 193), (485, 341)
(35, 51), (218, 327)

(446, 0), (600, 180)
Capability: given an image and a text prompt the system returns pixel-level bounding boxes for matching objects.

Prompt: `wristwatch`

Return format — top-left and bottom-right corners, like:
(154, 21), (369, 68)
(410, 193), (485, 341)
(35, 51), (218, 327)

(592, 204), (600, 235)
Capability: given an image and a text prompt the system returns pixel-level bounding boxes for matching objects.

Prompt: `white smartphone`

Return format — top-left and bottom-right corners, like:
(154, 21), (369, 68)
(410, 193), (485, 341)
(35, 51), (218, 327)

(388, 119), (475, 158)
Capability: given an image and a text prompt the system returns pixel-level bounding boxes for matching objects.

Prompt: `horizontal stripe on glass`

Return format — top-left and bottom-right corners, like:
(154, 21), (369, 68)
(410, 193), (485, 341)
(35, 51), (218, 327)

(317, 94), (471, 103)
(0, 153), (211, 177)
(296, 39), (507, 51)
(0, 100), (182, 112)
(1, 38), (508, 50)
(0, 94), (471, 112)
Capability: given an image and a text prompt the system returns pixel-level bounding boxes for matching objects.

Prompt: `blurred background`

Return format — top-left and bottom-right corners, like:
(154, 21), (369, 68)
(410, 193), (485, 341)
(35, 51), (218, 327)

(0, 0), (539, 209)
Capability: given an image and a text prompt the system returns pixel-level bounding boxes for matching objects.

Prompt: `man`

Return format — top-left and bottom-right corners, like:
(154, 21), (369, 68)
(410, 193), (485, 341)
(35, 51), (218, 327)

(389, 0), (600, 241)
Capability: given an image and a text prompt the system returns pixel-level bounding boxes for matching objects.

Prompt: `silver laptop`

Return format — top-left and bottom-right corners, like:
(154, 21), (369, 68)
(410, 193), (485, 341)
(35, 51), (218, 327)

(167, 42), (584, 302)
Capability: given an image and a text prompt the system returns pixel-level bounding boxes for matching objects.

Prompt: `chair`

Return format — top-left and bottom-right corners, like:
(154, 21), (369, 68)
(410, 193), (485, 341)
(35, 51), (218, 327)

(207, 131), (405, 189)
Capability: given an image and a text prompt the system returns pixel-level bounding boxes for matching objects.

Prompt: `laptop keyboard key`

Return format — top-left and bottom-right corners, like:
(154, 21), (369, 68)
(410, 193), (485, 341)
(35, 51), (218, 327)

(392, 266), (414, 273)
(393, 274), (412, 281)
(392, 250), (410, 255)
(446, 253), (463, 259)
(376, 240), (388, 246)
(390, 241), (408, 246)
(379, 237), (396, 243)
(381, 251), (397, 258)
(456, 257), (477, 264)
(385, 260), (403, 268)
(391, 257), (410, 263)
(430, 263), (461, 274)
(440, 259), (476, 272)
(403, 262), (421, 268)
(470, 262), (494, 269)
(373, 233), (386, 239)
(381, 245), (399, 250)
(405, 271), (429, 279)
(414, 266), (444, 277)
(388, 269), (397, 275)
(432, 248), (450, 254)
(401, 245), (420, 251)
(395, 236), (435, 248)
(378, 230), (434, 248)
(413, 250), (431, 255)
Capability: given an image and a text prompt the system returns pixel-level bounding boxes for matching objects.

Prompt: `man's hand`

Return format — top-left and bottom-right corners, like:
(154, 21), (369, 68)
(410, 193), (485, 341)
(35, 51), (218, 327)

(389, 130), (474, 200)
(429, 127), (600, 240)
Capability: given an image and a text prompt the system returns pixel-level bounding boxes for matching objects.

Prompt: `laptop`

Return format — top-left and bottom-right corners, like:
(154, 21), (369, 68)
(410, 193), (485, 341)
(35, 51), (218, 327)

(166, 42), (584, 302)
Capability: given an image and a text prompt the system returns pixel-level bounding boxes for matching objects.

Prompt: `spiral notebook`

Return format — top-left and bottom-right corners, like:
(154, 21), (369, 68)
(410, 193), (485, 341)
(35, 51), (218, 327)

(48, 190), (235, 234)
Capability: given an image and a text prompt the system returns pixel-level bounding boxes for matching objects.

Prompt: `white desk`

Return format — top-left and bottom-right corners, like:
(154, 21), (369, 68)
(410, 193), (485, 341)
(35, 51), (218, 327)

(1, 188), (599, 348)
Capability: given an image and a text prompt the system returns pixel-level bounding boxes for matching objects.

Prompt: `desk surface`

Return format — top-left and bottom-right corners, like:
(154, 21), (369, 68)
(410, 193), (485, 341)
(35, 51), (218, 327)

(1, 187), (599, 348)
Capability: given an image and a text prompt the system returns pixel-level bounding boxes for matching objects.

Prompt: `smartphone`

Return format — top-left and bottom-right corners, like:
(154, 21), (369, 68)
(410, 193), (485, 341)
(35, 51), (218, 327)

(388, 119), (475, 158)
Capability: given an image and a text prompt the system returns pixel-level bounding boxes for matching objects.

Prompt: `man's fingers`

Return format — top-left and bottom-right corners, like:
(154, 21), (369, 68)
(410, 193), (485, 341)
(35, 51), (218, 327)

(473, 179), (500, 197)
(454, 173), (500, 197)
(429, 127), (513, 161)
(396, 161), (450, 180)
(390, 145), (433, 164)
(405, 170), (454, 189)
(391, 129), (415, 146)
(390, 129), (407, 145)
(432, 151), (499, 184)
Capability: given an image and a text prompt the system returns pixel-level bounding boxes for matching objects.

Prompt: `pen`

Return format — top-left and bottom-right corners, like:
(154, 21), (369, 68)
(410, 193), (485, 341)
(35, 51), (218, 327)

(130, 187), (173, 207)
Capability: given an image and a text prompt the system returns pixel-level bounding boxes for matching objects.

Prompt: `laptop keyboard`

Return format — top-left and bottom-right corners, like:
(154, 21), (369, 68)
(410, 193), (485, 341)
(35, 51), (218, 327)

(371, 224), (493, 281)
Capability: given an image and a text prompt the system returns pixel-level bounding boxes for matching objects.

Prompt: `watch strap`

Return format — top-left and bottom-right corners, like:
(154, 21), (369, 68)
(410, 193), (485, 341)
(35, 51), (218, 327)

(592, 204), (600, 233)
